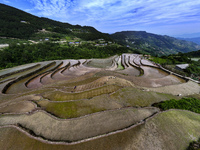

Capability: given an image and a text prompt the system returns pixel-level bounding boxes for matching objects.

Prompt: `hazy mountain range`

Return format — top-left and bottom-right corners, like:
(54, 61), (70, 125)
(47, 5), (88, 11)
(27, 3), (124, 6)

(177, 37), (200, 45)
(111, 31), (200, 55)
(175, 32), (200, 38)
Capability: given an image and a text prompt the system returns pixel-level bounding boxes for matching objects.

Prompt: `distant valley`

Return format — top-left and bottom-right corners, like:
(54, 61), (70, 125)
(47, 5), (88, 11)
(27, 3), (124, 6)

(177, 37), (200, 45)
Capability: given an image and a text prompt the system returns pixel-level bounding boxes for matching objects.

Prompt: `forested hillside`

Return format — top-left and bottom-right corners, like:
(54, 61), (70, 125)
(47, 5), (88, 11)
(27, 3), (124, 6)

(111, 31), (200, 56)
(185, 49), (200, 57)
(0, 3), (112, 41)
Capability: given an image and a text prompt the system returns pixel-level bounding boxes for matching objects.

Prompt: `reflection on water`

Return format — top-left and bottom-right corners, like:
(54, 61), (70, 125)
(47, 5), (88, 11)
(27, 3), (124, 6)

(0, 65), (40, 83)
(141, 66), (169, 78)
(6, 62), (56, 94)
(117, 66), (140, 76)
(169, 74), (186, 83)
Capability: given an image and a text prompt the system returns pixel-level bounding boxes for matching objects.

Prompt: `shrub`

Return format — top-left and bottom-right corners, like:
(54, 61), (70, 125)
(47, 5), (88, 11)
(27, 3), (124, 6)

(153, 98), (200, 114)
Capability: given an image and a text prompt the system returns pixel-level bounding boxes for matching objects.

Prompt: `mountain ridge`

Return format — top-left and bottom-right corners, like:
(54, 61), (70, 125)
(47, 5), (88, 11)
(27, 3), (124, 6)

(111, 31), (200, 56)
(0, 3), (112, 41)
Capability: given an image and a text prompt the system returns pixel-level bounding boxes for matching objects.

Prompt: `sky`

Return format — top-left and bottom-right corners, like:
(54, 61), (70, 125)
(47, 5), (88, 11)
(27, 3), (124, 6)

(1, 0), (200, 37)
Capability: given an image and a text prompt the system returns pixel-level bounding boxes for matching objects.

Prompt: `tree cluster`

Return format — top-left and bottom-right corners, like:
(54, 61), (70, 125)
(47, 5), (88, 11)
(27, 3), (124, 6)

(153, 97), (200, 114)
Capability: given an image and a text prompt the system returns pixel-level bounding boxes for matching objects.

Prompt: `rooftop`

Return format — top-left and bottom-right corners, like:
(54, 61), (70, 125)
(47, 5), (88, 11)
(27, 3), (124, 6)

(176, 64), (189, 70)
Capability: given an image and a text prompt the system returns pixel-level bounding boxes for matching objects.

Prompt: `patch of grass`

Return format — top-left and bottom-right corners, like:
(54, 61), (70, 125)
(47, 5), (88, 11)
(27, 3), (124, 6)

(65, 36), (72, 40)
(150, 57), (168, 64)
(37, 94), (122, 119)
(117, 61), (124, 70)
(151, 110), (200, 150)
(37, 100), (106, 119)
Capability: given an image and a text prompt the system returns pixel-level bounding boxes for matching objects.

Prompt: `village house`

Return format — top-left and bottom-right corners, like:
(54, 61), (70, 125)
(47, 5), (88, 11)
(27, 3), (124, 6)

(175, 64), (189, 71)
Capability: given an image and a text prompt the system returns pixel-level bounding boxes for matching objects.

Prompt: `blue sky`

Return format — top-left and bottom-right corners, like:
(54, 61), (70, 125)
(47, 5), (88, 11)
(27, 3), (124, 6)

(1, 0), (200, 37)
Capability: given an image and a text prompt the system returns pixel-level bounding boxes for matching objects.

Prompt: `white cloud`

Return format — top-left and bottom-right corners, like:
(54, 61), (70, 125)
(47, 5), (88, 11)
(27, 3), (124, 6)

(27, 0), (200, 34)
(2, 0), (11, 3)
(29, 0), (74, 17)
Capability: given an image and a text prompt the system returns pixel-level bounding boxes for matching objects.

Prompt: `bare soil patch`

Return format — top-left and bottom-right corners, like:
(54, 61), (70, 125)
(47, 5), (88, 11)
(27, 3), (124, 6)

(149, 81), (200, 96)
(0, 101), (36, 114)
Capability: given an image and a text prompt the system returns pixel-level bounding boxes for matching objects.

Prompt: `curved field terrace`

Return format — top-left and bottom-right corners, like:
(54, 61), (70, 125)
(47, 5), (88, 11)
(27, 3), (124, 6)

(0, 54), (199, 150)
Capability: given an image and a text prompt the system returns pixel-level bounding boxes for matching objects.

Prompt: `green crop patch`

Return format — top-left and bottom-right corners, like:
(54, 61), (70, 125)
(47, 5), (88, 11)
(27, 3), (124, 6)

(37, 94), (122, 119)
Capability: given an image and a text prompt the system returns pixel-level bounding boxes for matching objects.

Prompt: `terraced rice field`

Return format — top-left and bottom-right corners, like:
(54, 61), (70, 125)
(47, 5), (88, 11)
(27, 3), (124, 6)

(0, 54), (199, 150)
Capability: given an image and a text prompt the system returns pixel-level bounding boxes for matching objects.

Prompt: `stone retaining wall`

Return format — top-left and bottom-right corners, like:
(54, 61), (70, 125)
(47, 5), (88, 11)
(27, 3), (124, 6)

(157, 64), (200, 83)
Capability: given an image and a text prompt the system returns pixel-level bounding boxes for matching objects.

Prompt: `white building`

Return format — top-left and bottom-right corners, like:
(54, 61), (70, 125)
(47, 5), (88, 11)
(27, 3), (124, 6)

(175, 64), (189, 71)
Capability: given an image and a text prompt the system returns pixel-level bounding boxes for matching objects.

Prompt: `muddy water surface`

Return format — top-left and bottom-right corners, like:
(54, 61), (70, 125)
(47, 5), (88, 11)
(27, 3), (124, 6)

(141, 66), (169, 78)
(6, 62), (57, 94)
(117, 66), (140, 76)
